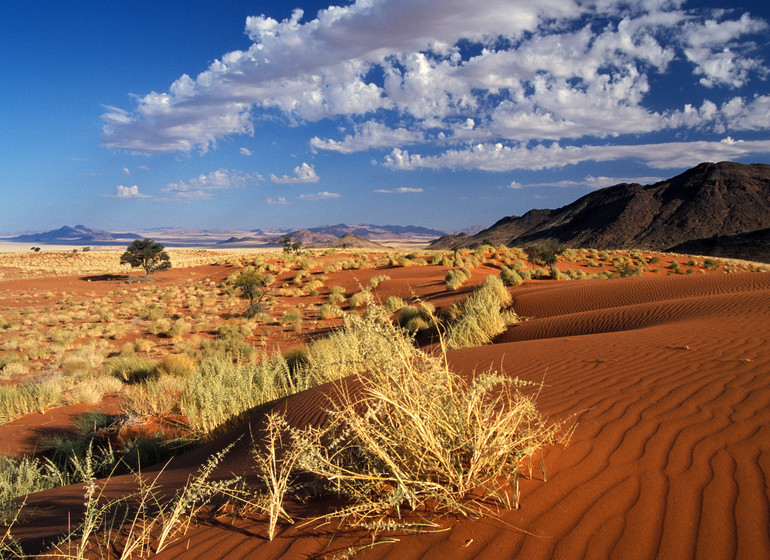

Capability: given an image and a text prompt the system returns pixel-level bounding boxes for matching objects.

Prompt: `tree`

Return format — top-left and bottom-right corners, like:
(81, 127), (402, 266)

(280, 235), (302, 254)
(234, 269), (274, 317)
(120, 238), (171, 276)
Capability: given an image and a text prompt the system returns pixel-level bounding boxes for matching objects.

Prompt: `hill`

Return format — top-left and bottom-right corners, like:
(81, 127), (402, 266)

(319, 232), (389, 249)
(305, 223), (446, 240)
(430, 161), (770, 259)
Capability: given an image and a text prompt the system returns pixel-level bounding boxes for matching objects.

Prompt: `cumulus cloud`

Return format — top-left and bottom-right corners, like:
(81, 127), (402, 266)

(101, 0), (769, 175)
(240, 147), (252, 156)
(384, 138), (770, 172)
(162, 169), (256, 202)
(374, 186), (423, 193)
(297, 191), (341, 200)
(122, 167), (131, 175)
(310, 121), (423, 153)
(104, 185), (151, 199)
(270, 162), (320, 184)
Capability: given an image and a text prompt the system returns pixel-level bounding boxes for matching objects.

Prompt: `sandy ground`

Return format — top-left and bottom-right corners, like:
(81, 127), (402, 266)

(3, 257), (770, 559)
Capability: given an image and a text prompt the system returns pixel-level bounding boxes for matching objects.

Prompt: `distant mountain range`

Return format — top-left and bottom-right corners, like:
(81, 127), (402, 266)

(3, 223), (450, 247)
(430, 161), (770, 262)
(5, 225), (141, 244)
(219, 223), (449, 245)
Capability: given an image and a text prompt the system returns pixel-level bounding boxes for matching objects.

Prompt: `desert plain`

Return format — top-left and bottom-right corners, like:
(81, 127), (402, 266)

(1, 244), (769, 560)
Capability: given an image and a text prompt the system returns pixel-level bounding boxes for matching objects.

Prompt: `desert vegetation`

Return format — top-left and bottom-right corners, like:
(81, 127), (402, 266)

(0, 245), (767, 557)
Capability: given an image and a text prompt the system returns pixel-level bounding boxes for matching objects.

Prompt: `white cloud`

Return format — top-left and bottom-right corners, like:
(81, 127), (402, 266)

(100, 0), (769, 172)
(266, 196), (289, 205)
(509, 175), (666, 189)
(374, 186), (423, 193)
(681, 13), (768, 88)
(162, 169), (256, 202)
(240, 147), (252, 156)
(384, 138), (770, 172)
(310, 121), (423, 153)
(122, 167), (131, 175)
(270, 162), (319, 184)
(104, 185), (151, 199)
(297, 191), (341, 200)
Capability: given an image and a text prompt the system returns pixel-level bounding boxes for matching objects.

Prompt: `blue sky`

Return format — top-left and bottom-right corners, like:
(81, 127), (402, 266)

(1, 0), (769, 234)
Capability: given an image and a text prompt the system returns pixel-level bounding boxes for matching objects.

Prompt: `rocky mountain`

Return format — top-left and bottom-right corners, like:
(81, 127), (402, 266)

(319, 233), (389, 249)
(5, 225), (141, 244)
(430, 161), (770, 260)
(305, 224), (446, 240)
(668, 228), (770, 264)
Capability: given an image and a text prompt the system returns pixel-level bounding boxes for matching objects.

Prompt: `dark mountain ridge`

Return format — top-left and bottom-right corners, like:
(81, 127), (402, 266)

(430, 162), (770, 261)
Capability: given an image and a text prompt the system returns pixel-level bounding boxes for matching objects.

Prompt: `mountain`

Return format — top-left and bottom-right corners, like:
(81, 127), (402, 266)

(319, 233), (389, 249)
(668, 228), (770, 264)
(429, 161), (770, 260)
(5, 225), (141, 244)
(305, 224), (447, 240)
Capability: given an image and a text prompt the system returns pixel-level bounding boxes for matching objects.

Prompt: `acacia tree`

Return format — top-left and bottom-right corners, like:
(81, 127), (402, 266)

(234, 269), (274, 317)
(120, 238), (171, 276)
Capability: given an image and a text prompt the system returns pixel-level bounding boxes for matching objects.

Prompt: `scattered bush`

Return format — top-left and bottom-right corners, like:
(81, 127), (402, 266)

(105, 355), (159, 384)
(445, 267), (472, 291)
(525, 239), (565, 266)
(445, 275), (517, 349)
(500, 266), (523, 287)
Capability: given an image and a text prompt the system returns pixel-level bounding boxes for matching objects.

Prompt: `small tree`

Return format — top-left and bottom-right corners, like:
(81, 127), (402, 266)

(234, 270), (274, 317)
(280, 235), (302, 254)
(120, 238), (171, 276)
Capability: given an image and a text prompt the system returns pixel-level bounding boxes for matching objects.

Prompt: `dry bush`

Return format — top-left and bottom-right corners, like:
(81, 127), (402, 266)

(276, 310), (567, 522)
(157, 354), (197, 378)
(445, 275), (518, 349)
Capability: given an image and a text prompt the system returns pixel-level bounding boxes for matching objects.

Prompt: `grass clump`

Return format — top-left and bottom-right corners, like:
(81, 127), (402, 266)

(282, 314), (566, 522)
(0, 381), (63, 425)
(445, 275), (518, 349)
(180, 356), (297, 434)
(104, 355), (159, 384)
(317, 303), (343, 320)
(445, 267), (471, 291)
(500, 265), (523, 286)
(0, 455), (64, 524)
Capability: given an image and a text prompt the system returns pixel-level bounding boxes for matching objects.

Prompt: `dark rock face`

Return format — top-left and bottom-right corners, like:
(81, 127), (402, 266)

(430, 162), (770, 260)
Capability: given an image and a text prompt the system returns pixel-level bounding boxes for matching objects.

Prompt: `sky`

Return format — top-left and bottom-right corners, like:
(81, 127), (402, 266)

(1, 0), (769, 234)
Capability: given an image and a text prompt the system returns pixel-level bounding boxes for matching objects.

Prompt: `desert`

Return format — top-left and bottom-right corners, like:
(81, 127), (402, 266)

(4, 1), (770, 558)
(1, 243), (768, 559)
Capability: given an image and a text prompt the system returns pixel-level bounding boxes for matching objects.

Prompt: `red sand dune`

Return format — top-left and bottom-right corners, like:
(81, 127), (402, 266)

(12, 271), (770, 559)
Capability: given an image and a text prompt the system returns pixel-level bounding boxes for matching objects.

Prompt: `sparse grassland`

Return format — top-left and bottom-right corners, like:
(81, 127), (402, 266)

(0, 245), (766, 557)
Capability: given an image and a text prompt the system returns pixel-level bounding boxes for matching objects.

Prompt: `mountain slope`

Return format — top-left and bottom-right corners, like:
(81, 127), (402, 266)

(430, 162), (770, 254)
